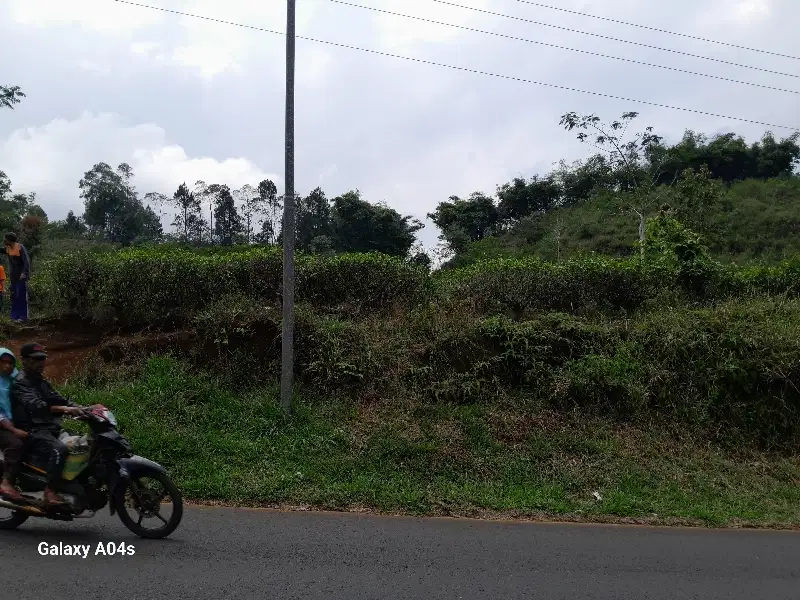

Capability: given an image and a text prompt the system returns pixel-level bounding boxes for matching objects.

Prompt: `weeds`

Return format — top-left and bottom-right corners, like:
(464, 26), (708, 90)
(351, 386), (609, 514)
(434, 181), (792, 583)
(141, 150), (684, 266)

(62, 356), (800, 526)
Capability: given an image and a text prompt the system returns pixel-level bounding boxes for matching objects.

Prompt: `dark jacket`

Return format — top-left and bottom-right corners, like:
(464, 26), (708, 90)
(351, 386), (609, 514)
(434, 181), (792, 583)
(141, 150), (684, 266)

(11, 371), (77, 433)
(0, 243), (31, 283)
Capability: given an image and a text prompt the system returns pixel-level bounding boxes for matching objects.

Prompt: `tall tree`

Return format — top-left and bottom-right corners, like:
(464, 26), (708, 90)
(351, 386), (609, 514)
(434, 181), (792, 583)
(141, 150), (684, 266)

(193, 180), (215, 244)
(0, 86), (25, 110)
(257, 179), (280, 245)
(20, 214), (45, 258)
(169, 183), (203, 244)
(79, 162), (158, 245)
(234, 184), (266, 244)
(671, 164), (723, 236)
(331, 191), (422, 257)
(61, 211), (88, 236)
(653, 130), (800, 185)
(0, 172), (42, 247)
(143, 191), (168, 226)
(139, 205), (163, 242)
(0, 171), (10, 202)
(496, 175), (562, 222)
(294, 187), (333, 251)
(80, 162), (130, 234)
(208, 184), (242, 246)
(428, 192), (499, 255)
(560, 111), (667, 254)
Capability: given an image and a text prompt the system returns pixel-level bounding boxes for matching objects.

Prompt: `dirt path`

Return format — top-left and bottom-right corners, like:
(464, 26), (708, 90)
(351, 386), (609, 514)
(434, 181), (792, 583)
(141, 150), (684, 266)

(2, 321), (194, 385)
(3, 322), (107, 385)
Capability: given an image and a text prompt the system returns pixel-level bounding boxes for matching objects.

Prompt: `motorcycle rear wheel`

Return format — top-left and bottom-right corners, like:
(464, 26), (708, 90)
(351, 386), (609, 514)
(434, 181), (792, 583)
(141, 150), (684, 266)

(0, 462), (30, 530)
(0, 509), (29, 530)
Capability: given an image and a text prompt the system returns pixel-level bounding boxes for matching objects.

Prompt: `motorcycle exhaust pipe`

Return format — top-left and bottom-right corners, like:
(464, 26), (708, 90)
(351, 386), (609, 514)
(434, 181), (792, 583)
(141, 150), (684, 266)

(0, 498), (46, 515)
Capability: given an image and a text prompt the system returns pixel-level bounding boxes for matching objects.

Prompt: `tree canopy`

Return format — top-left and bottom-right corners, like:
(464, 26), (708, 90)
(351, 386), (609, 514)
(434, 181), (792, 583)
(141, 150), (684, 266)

(5, 99), (799, 269)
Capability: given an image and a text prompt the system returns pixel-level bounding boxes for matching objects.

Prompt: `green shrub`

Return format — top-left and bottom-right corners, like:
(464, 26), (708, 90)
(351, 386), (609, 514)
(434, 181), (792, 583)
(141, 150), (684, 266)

(190, 297), (389, 392)
(35, 247), (428, 326)
(416, 299), (800, 448)
(435, 256), (659, 317)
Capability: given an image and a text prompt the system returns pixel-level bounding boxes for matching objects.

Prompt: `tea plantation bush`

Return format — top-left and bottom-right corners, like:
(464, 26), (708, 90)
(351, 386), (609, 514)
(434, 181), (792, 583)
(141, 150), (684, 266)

(27, 243), (800, 448)
(432, 255), (800, 318)
(31, 244), (800, 327)
(33, 247), (429, 326)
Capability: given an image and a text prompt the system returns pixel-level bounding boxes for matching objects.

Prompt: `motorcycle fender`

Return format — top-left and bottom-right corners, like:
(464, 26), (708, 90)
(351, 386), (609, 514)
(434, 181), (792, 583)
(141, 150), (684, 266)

(108, 456), (168, 515)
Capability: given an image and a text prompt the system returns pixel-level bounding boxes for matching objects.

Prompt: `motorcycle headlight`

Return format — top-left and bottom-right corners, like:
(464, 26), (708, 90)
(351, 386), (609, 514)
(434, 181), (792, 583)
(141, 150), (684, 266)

(104, 410), (118, 427)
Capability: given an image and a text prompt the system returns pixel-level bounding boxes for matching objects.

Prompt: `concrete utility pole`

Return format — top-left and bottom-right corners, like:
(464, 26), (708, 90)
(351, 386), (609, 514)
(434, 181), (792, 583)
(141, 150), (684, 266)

(281, 0), (297, 415)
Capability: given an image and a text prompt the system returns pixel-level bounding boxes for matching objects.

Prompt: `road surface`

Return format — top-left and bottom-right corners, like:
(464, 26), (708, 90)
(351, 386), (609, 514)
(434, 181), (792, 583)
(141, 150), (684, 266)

(1, 506), (798, 599)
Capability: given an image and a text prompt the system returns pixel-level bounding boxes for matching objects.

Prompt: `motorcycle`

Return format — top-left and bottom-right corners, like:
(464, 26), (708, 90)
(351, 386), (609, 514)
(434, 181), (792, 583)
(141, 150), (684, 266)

(0, 404), (183, 539)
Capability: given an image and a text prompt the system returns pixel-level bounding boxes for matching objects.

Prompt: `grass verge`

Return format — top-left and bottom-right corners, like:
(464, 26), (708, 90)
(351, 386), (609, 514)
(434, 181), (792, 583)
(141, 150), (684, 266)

(63, 356), (800, 528)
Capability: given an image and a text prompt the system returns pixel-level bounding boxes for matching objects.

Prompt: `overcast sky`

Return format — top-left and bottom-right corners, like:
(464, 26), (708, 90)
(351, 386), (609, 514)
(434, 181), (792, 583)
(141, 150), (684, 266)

(2, 0), (798, 250)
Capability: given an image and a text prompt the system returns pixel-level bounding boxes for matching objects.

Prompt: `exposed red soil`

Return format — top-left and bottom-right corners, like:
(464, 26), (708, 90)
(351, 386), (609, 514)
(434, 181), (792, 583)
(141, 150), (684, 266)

(2, 320), (190, 385)
(3, 322), (105, 384)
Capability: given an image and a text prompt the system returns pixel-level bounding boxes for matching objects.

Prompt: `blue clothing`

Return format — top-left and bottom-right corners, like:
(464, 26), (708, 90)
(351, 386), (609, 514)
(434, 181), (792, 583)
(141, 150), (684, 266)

(10, 280), (27, 322)
(0, 347), (18, 424)
(1, 243), (30, 284)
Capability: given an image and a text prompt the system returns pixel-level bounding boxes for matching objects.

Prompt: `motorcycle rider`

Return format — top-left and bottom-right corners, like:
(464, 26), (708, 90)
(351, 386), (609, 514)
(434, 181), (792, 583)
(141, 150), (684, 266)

(11, 342), (87, 507)
(0, 348), (26, 501)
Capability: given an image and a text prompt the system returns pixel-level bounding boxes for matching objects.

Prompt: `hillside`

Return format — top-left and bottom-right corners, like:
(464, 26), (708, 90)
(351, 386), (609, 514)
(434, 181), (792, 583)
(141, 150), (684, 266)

(1, 235), (797, 527)
(4, 88), (800, 526)
(444, 177), (800, 268)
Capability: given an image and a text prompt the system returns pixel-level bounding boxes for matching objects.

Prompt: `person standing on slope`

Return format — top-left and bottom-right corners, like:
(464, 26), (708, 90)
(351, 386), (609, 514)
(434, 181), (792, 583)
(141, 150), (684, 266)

(0, 233), (31, 323)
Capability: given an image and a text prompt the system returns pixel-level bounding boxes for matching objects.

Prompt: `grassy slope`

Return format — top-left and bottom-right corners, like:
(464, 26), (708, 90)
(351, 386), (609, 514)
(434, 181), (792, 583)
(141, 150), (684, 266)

(63, 357), (800, 528)
(27, 187), (800, 527)
(449, 178), (800, 267)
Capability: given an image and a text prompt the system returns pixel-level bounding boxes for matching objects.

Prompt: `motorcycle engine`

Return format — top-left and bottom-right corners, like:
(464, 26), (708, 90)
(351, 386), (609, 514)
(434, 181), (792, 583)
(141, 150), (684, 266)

(62, 494), (82, 512)
(21, 491), (83, 512)
(85, 486), (107, 511)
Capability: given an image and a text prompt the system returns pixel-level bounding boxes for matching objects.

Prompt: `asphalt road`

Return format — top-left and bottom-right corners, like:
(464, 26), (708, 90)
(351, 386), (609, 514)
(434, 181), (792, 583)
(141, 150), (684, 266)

(1, 506), (798, 599)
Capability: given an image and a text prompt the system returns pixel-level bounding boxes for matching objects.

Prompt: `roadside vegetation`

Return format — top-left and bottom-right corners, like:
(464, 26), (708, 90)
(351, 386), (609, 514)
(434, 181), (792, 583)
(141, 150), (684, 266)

(58, 356), (800, 527)
(5, 86), (800, 526)
(26, 225), (800, 527)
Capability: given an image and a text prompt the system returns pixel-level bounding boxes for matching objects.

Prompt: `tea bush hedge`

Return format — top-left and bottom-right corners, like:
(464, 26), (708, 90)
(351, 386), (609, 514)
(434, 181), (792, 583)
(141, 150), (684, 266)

(28, 244), (800, 448)
(31, 245), (800, 327)
(34, 247), (429, 326)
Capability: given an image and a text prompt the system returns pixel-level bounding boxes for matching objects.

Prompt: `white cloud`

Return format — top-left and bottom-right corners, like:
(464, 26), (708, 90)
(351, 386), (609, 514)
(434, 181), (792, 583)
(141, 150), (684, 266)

(0, 113), (281, 220)
(76, 59), (111, 75)
(371, 0), (493, 51)
(130, 41), (162, 56)
(166, 0), (319, 79)
(9, 0), (163, 32)
(730, 0), (772, 21)
(690, 0), (773, 34)
(10, 0), (324, 80)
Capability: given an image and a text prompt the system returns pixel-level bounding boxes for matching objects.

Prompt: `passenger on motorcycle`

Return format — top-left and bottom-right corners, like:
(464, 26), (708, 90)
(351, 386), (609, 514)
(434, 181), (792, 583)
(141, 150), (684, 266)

(11, 343), (89, 507)
(0, 347), (26, 501)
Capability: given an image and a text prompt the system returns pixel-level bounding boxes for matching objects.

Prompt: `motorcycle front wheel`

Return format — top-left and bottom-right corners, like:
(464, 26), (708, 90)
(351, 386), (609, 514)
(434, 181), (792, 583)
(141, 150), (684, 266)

(115, 470), (183, 539)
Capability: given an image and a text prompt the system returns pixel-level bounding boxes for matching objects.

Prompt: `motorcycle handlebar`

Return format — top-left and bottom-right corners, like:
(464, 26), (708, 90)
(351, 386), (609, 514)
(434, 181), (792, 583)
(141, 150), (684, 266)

(69, 408), (93, 420)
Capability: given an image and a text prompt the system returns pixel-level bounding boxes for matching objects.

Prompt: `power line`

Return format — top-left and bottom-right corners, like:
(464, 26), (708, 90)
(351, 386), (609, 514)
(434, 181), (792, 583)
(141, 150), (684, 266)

(432, 0), (799, 79)
(110, 0), (799, 131)
(514, 0), (800, 61)
(328, 0), (797, 95)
